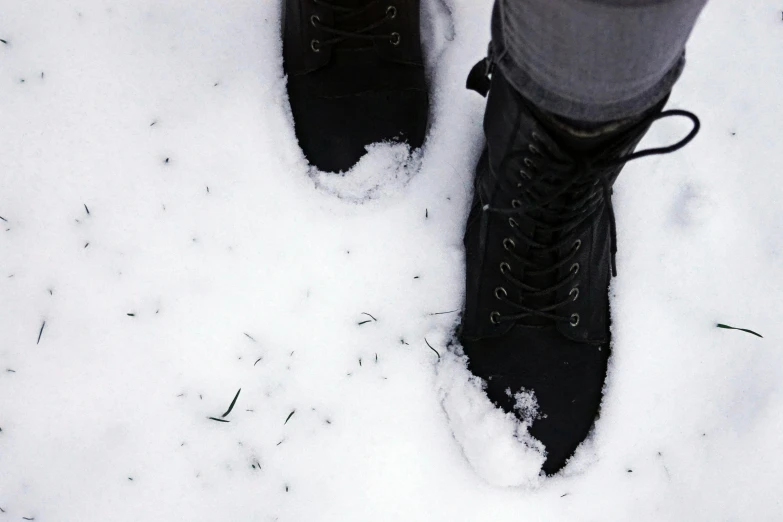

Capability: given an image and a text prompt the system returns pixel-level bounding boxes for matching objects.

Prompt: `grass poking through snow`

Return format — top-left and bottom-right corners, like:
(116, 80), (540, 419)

(221, 389), (241, 418)
(716, 323), (763, 338)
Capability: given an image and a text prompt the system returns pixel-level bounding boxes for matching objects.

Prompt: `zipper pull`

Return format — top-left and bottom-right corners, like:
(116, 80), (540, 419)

(466, 42), (495, 97)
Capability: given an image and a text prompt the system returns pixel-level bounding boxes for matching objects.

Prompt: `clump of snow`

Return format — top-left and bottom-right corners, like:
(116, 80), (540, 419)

(309, 143), (423, 203)
(436, 349), (546, 488)
(509, 387), (540, 423)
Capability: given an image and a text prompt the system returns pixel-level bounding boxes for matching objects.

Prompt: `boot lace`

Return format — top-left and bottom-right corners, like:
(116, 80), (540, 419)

(480, 110), (700, 327)
(310, 0), (400, 52)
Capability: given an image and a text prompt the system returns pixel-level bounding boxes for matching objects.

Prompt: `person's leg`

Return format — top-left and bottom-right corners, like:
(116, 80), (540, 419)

(459, 0), (707, 475)
(493, 0), (708, 122)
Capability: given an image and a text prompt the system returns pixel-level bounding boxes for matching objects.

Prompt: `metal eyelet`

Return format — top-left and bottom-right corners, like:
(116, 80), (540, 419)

(494, 287), (508, 300)
(310, 15), (321, 27)
(523, 158), (535, 168)
(503, 238), (516, 251)
(528, 144), (541, 155)
(508, 217), (518, 228)
(570, 263), (580, 274)
(511, 199), (521, 208)
(569, 287), (579, 301)
(573, 239), (581, 251)
(386, 5), (397, 18)
(499, 262), (511, 274)
(310, 39), (321, 52)
(490, 311), (501, 325)
(519, 169), (530, 180)
(390, 32), (401, 45)
(531, 132), (542, 142)
(570, 313), (580, 327)
(516, 182), (523, 189)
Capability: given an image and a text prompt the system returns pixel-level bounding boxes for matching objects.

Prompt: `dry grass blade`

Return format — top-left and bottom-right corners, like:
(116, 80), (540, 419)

(717, 323), (762, 338)
(221, 389), (241, 418)
(424, 338), (441, 360)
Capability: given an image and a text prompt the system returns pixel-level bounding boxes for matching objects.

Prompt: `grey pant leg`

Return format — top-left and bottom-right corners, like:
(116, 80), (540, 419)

(492, 0), (708, 122)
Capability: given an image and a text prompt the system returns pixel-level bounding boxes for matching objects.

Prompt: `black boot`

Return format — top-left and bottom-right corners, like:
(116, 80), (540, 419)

(458, 61), (699, 475)
(282, 0), (428, 173)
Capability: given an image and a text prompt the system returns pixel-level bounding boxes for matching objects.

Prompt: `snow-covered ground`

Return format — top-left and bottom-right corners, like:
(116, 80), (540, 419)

(2, 1), (782, 520)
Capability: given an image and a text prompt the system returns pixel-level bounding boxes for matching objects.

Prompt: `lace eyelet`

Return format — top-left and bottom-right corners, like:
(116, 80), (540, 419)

(310, 15), (321, 27)
(528, 144), (541, 155)
(569, 287), (579, 301)
(508, 217), (518, 228)
(570, 313), (580, 327)
(494, 287), (508, 300)
(573, 239), (582, 251)
(570, 262), (580, 275)
(531, 132), (542, 142)
(523, 158), (535, 168)
(490, 311), (501, 325)
(516, 182), (523, 189)
(386, 5), (397, 18)
(519, 169), (530, 180)
(503, 238), (516, 251)
(511, 199), (522, 208)
(390, 32), (401, 45)
(499, 262), (511, 274)
(310, 39), (321, 52)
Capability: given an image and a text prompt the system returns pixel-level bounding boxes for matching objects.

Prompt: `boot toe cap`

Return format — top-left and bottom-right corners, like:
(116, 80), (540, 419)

(288, 82), (428, 173)
(461, 327), (609, 475)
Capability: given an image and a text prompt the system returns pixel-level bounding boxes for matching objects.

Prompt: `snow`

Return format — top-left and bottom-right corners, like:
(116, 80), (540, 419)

(436, 348), (546, 489)
(1, 0), (782, 521)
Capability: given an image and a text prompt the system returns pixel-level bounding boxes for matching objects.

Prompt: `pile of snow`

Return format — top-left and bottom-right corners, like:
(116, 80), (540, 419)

(436, 348), (546, 488)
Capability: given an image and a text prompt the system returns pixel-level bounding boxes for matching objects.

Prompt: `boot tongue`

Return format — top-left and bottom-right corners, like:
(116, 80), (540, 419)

(482, 72), (637, 328)
(326, 0), (384, 50)
(518, 110), (651, 327)
(521, 231), (559, 327)
(515, 110), (632, 327)
(534, 97), (669, 157)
